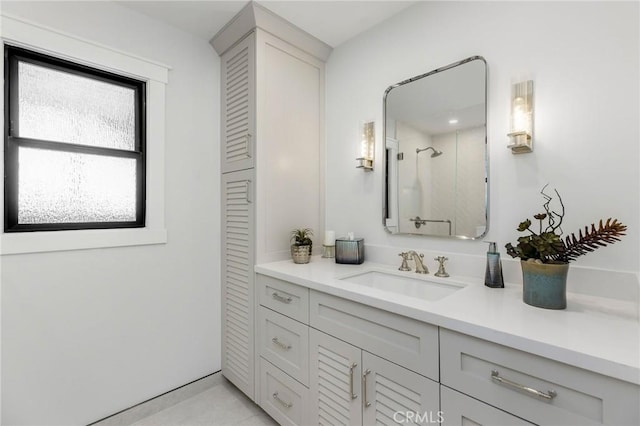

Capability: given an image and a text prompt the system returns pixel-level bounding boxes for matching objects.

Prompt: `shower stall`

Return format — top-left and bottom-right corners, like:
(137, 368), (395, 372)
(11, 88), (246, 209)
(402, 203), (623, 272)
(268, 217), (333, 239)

(397, 124), (486, 237)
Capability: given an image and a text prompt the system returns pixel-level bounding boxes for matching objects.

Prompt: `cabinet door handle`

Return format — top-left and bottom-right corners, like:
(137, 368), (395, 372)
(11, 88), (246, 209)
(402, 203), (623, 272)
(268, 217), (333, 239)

(245, 180), (252, 204)
(272, 292), (292, 304)
(363, 369), (372, 407)
(245, 133), (252, 158)
(491, 370), (557, 400)
(349, 362), (358, 400)
(272, 392), (292, 409)
(272, 337), (292, 351)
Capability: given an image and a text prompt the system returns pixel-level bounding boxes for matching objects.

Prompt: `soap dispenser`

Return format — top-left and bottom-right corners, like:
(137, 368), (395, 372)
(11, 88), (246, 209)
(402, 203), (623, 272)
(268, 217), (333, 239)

(485, 242), (504, 288)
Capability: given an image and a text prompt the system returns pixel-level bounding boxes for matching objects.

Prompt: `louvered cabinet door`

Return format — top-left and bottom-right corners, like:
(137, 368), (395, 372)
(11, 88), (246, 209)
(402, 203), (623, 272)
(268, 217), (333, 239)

(221, 33), (255, 173)
(221, 169), (255, 400)
(362, 351), (440, 426)
(309, 329), (362, 426)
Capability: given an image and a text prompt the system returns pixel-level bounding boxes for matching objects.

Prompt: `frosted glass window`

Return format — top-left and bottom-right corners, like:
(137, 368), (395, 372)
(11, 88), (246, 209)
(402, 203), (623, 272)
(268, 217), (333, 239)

(4, 45), (145, 232)
(18, 62), (136, 150)
(18, 147), (137, 224)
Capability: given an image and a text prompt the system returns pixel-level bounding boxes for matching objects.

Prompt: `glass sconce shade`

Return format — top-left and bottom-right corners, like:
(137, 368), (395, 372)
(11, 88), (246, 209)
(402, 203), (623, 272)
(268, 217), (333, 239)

(356, 121), (375, 170)
(507, 80), (534, 154)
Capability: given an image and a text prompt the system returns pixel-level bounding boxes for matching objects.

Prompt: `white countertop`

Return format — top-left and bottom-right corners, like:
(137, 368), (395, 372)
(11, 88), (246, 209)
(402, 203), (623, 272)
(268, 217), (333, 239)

(255, 256), (640, 386)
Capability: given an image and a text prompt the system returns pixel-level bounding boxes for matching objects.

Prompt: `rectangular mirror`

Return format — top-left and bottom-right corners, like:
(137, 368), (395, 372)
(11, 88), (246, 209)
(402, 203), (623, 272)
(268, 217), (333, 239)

(383, 56), (488, 239)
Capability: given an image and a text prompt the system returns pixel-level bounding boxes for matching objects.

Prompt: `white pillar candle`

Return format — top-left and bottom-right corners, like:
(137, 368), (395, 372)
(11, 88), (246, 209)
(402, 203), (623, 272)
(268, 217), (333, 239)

(324, 230), (335, 246)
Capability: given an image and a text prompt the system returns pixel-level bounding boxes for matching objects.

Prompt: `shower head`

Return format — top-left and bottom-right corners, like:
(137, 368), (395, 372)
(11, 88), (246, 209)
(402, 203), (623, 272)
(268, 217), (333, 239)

(416, 146), (443, 158)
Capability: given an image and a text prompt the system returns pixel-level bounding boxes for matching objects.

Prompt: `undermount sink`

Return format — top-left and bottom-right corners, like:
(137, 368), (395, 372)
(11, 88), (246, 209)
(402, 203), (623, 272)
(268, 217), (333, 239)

(339, 270), (465, 302)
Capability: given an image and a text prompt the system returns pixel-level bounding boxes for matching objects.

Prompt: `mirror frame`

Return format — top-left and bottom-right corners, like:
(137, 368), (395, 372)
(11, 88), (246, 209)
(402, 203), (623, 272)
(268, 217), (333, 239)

(382, 56), (488, 240)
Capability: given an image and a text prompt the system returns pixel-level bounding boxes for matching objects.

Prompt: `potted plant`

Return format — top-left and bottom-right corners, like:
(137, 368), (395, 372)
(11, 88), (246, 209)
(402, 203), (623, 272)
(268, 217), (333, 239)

(505, 185), (626, 309)
(290, 228), (313, 264)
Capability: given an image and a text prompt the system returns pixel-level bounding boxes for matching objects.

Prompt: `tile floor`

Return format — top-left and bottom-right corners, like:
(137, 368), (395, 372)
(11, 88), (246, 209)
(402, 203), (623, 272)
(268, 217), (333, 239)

(130, 378), (278, 426)
(94, 373), (278, 426)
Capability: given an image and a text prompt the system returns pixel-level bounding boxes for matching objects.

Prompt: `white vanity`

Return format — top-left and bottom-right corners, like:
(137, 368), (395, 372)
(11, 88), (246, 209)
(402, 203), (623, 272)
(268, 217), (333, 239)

(211, 5), (640, 426)
(254, 257), (639, 426)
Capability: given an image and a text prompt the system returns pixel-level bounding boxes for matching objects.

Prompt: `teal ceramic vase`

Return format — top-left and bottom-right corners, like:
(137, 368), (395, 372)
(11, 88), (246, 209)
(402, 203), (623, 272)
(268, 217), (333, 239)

(521, 260), (569, 310)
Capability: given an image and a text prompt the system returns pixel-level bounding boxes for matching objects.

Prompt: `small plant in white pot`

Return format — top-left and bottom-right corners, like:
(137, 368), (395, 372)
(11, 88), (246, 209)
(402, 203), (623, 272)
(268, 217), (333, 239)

(505, 185), (627, 309)
(290, 228), (313, 264)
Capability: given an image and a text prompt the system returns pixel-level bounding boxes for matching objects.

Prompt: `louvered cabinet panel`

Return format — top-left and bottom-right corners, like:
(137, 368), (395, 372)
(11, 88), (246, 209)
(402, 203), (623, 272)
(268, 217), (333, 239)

(221, 169), (255, 400)
(309, 329), (362, 426)
(362, 351), (439, 426)
(221, 33), (255, 173)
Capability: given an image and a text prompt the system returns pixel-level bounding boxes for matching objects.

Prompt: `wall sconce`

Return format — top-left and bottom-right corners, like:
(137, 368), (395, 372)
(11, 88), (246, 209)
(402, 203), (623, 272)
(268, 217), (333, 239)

(356, 121), (375, 170)
(507, 80), (534, 154)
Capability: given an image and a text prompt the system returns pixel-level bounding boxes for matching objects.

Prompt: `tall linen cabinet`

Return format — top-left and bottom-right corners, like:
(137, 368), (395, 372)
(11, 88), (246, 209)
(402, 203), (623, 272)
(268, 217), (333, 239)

(212, 3), (330, 401)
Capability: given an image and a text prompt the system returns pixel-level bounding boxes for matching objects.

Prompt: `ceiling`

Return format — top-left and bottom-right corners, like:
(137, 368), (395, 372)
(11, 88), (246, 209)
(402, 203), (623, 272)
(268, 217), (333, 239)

(116, 1), (415, 47)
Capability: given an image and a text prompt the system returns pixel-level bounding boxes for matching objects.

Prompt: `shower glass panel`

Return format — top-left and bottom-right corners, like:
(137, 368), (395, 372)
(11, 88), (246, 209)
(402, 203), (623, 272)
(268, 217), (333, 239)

(398, 126), (485, 236)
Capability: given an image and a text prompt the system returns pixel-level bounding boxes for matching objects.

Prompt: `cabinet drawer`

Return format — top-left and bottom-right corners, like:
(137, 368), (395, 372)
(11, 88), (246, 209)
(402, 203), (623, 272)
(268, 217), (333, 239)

(258, 306), (309, 386)
(309, 290), (439, 380)
(441, 329), (640, 426)
(440, 385), (533, 425)
(260, 358), (309, 426)
(257, 274), (309, 324)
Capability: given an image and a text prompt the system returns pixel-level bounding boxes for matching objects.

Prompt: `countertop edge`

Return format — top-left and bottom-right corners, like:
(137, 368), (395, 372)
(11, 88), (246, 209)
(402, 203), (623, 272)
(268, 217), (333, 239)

(255, 260), (640, 386)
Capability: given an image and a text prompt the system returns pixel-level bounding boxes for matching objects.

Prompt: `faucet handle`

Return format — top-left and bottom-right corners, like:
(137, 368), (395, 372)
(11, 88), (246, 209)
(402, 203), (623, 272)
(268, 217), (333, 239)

(434, 256), (450, 278)
(398, 252), (411, 271)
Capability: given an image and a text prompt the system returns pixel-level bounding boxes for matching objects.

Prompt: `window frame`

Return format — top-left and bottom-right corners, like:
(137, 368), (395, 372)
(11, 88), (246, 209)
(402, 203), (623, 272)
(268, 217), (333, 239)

(1, 14), (169, 255)
(4, 45), (147, 233)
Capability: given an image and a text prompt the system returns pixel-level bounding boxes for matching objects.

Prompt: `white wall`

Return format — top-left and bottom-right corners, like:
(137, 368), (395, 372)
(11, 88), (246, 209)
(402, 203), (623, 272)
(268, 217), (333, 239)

(326, 2), (639, 278)
(0, 2), (220, 424)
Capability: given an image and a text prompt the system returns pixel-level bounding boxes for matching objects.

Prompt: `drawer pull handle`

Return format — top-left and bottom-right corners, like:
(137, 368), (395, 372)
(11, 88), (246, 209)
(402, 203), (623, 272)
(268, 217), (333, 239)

(272, 392), (292, 409)
(491, 370), (557, 400)
(272, 337), (292, 351)
(272, 292), (292, 304)
(363, 369), (372, 407)
(349, 362), (358, 400)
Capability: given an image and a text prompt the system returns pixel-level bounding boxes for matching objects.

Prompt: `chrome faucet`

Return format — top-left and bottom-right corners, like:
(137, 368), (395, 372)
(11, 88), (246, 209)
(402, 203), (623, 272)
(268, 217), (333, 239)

(407, 251), (428, 274)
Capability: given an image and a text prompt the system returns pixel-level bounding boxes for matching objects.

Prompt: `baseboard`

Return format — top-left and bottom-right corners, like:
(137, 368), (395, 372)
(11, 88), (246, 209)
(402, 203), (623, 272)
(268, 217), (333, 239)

(89, 371), (223, 426)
